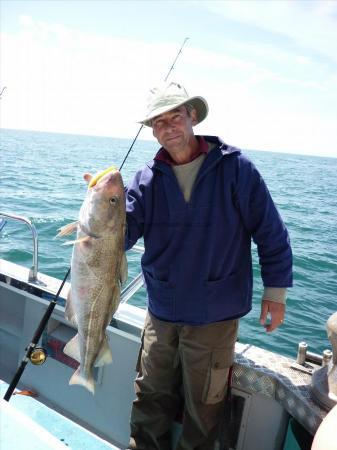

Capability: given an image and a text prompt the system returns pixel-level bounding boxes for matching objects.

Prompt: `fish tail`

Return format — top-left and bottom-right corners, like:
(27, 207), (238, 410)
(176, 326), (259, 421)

(69, 367), (95, 394)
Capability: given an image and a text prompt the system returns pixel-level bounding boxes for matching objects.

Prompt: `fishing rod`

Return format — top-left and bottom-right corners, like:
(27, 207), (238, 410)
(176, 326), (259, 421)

(3, 268), (70, 401)
(3, 37), (189, 402)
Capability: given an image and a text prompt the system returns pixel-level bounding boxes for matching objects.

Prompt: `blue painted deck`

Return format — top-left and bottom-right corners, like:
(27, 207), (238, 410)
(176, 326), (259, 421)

(0, 380), (120, 450)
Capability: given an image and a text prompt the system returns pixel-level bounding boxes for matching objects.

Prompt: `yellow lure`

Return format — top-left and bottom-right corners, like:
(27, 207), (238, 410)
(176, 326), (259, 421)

(88, 166), (117, 188)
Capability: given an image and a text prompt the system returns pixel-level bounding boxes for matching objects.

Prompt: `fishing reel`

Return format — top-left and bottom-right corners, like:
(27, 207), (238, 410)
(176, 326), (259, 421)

(29, 347), (48, 365)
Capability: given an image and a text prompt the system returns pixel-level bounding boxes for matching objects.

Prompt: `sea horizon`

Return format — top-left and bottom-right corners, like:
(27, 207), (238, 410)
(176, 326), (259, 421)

(2, 126), (336, 160)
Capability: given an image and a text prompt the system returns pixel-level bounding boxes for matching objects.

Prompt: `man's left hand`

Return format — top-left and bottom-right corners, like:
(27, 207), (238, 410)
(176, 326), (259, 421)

(259, 300), (285, 333)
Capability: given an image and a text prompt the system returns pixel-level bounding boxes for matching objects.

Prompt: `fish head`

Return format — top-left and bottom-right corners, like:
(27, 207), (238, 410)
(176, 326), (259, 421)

(80, 169), (125, 236)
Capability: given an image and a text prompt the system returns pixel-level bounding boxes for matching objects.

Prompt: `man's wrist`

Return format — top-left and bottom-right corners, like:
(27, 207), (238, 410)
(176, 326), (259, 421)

(262, 287), (287, 304)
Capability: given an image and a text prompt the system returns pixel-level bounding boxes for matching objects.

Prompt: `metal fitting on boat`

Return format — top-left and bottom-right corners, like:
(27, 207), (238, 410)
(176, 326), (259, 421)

(311, 312), (337, 410)
(322, 349), (333, 367)
(0, 212), (39, 282)
(296, 341), (308, 365)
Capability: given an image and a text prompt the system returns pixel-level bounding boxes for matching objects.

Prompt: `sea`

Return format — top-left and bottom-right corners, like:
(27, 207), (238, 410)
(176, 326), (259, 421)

(1, 128), (336, 360)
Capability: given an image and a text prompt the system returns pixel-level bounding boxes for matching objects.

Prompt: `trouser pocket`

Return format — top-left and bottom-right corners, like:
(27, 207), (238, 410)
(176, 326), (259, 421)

(202, 347), (233, 404)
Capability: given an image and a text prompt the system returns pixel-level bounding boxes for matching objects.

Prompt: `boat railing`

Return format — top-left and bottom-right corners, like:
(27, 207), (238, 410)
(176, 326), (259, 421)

(121, 244), (145, 303)
(131, 244), (145, 254)
(121, 272), (144, 304)
(0, 212), (39, 282)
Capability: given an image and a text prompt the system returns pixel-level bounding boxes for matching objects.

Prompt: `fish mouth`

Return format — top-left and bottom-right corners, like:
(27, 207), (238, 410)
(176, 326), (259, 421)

(97, 169), (121, 185)
(89, 166), (118, 188)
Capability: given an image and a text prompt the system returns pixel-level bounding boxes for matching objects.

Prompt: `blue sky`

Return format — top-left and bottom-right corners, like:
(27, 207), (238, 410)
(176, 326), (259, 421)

(1, 0), (337, 157)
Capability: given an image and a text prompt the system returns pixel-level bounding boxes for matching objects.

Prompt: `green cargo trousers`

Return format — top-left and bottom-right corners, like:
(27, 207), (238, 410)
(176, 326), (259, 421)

(128, 312), (238, 450)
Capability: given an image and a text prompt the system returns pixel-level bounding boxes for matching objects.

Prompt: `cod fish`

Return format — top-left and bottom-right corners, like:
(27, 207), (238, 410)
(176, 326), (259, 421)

(57, 168), (127, 394)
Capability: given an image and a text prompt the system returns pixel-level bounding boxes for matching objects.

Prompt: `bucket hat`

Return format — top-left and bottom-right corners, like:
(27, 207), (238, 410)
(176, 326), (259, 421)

(139, 81), (208, 127)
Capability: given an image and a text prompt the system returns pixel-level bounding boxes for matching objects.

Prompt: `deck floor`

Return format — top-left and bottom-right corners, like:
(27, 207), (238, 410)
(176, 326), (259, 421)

(0, 380), (121, 450)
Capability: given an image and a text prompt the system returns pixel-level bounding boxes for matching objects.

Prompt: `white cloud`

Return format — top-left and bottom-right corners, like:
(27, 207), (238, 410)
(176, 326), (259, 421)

(1, 12), (337, 157)
(202, 1), (337, 64)
(1, 16), (185, 137)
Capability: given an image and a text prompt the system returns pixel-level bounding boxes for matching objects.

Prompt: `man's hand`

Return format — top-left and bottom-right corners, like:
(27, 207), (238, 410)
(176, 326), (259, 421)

(260, 300), (285, 333)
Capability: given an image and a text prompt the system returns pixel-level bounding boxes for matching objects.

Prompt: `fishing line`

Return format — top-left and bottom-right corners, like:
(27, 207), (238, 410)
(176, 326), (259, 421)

(119, 37), (189, 171)
(3, 38), (189, 401)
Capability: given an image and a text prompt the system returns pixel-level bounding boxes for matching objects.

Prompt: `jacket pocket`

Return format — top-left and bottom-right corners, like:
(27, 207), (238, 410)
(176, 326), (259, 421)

(205, 271), (251, 321)
(202, 347), (233, 405)
(143, 270), (174, 318)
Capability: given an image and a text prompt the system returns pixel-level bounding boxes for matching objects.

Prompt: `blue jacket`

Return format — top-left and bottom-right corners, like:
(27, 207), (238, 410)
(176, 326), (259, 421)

(125, 136), (292, 324)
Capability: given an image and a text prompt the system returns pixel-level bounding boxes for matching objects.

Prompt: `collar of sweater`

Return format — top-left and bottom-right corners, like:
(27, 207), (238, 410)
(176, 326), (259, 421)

(154, 135), (208, 166)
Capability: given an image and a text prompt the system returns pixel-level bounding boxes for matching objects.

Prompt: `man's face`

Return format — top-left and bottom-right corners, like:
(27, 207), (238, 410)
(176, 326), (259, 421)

(152, 106), (197, 155)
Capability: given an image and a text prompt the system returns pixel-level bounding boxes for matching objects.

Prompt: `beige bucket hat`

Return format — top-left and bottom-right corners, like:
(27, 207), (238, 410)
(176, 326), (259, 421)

(139, 81), (208, 127)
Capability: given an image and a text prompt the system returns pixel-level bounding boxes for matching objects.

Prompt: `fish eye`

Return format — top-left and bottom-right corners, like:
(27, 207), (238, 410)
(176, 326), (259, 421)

(109, 197), (118, 205)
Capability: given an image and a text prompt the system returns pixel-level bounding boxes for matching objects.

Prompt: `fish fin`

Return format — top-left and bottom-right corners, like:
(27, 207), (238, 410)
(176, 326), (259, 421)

(119, 252), (128, 285)
(69, 367), (95, 394)
(65, 290), (78, 326)
(62, 236), (92, 246)
(63, 334), (81, 362)
(94, 337), (113, 367)
(55, 221), (79, 238)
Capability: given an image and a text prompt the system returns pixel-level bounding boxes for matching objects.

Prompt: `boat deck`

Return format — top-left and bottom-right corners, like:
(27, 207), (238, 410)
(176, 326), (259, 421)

(0, 380), (120, 450)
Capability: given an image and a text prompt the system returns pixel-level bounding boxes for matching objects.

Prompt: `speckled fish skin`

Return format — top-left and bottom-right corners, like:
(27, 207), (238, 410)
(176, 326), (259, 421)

(62, 169), (127, 394)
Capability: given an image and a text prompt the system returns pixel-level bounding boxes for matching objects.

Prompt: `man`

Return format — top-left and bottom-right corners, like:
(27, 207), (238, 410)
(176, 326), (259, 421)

(125, 82), (292, 450)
